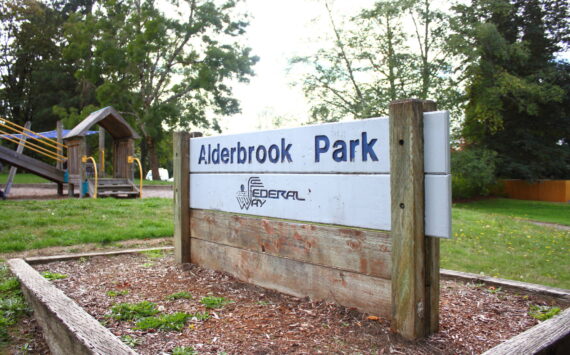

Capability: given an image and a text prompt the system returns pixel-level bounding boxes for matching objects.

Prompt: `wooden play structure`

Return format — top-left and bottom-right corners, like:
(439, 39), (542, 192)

(0, 107), (143, 198)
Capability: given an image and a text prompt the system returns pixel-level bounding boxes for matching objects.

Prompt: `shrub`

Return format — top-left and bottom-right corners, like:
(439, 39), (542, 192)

(451, 147), (498, 200)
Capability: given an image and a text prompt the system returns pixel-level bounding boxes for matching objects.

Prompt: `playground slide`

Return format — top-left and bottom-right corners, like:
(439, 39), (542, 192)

(0, 144), (64, 183)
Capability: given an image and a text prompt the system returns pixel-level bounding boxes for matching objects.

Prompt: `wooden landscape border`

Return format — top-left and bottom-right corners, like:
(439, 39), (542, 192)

(7, 248), (570, 354)
(175, 99), (442, 339)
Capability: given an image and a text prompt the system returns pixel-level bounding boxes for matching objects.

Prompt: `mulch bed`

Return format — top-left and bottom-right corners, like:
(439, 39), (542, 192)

(33, 251), (565, 354)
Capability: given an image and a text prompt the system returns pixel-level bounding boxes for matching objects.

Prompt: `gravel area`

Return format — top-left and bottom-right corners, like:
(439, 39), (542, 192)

(4, 184), (172, 199)
(33, 251), (566, 355)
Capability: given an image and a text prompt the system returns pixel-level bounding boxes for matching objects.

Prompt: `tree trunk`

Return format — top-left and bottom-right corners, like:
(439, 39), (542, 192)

(146, 136), (161, 180)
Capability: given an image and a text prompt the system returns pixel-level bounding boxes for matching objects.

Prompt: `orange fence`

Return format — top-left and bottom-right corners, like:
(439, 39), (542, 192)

(502, 180), (570, 203)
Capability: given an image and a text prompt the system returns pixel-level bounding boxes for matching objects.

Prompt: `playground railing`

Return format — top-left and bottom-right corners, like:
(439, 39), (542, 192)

(81, 156), (98, 198)
(0, 118), (67, 163)
(128, 156), (143, 198)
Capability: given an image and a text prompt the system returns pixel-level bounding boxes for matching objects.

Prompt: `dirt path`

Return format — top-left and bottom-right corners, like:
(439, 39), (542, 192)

(4, 184), (172, 200)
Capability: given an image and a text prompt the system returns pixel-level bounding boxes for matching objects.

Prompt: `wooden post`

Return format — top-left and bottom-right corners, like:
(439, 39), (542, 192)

(56, 120), (64, 195)
(4, 121), (31, 197)
(174, 131), (202, 263)
(99, 126), (105, 177)
(389, 99), (439, 339)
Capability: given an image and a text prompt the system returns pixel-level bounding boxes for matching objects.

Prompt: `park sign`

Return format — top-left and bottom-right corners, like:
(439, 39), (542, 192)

(189, 111), (451, 238)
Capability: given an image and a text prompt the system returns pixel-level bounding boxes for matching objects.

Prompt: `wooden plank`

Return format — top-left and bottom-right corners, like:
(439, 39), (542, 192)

(422, 100), (440, 335)
(389, 99), (428, 339)
(174, 132), (202, 263)
(4, 121), (31, 196)
(482, 307), (570, 355)
(441, 269), (570, 305)
(25, 246), (174, 265)
(174, 132), (191, 263)
(8, 258), (135, 355)
(0, 145), (65, 183)
(190, 209), (392, 278)
(190, 238), (392, 316)
(98, 125), (105, 177)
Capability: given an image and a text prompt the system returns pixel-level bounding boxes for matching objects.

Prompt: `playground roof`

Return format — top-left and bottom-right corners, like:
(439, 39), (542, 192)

(65, 106), (140, 140)
(0, 129), (98, 140)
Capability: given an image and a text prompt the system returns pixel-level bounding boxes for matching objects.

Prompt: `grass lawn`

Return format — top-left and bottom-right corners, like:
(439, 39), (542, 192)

(454, 198), (570, 226)
(444, 199), (570, 289)
(0, 173), (49, 184)
(0, 198), (172, 253)
(0, 172), (171, 186)
(0, 196), (568, 289)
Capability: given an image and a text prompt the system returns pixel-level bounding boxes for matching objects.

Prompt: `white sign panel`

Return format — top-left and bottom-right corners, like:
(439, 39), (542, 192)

(190, 112), (450, 174)
(190, 174), (451, 238)
(189, 112), (451, 238)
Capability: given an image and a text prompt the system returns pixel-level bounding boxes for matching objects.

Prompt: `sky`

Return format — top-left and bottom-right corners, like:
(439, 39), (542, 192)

(218, 0), (377, 134)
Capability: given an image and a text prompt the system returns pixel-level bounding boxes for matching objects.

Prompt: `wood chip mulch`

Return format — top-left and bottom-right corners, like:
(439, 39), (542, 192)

(33, 251), (565, 354)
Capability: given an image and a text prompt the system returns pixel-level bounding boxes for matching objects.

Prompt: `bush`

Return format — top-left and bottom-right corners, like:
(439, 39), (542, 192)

(451, 147), (498, 200)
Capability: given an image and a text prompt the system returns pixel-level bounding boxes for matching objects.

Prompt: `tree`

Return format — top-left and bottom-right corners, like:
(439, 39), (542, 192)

(0, 0), (96, 130)
(62, 0), (258, 178)
(291, 0), (459, 123)
(450, 0), (570, 180)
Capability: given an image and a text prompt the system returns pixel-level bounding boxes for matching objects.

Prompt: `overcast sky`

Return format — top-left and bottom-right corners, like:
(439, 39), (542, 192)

(218, 0), (377, 134)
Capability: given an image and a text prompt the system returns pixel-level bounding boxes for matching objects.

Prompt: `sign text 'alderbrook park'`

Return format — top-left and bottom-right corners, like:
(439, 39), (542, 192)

(189, 113), (451, 238)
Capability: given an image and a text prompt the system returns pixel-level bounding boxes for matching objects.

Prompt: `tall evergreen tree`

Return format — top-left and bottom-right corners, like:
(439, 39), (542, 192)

(450, 0), (570, 180)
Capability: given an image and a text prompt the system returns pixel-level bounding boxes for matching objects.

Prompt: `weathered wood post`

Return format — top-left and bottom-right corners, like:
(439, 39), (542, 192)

(174, 131), (202, 263)
(99, 126), (105, 177)
(56, 120), (64, 195)
(4, 121), (31, 197)
(389, 99), (440, 339)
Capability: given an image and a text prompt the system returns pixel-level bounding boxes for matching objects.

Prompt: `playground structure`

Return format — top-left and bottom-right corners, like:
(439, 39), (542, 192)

(0, 107), (143, 198)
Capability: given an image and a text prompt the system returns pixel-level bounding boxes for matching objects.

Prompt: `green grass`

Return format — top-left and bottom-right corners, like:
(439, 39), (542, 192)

(0, 265), (29, 344)
(0, 173), (49, 184)
(454, 198), (570, 226)
(443, 205), (570, 289)
(0, 198), (172, 253)
(143, 179), (172, 186)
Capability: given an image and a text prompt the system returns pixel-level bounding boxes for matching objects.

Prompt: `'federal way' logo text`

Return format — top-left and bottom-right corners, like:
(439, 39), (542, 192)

(236, 177), (305, 210)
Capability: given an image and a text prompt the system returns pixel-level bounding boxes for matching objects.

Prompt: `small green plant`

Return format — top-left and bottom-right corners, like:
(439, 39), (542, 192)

(41, 271), (67, 280)
(142, 262), (154, 268)
(256, 300), (271, 306)
(106, 290), (129, 297)
(486, 286), (502, 294)
(141, 249), (165, 259)
(200, 296), (232, 309)
(172, 346), (197, 355)
(166, 291), (193, 300)
(120, 334), (140, 348)
(190, 311), (210, 321)
(109, 301), (159, 321)
(134, 312), (191, 331)
(529, 305), (561, 321)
